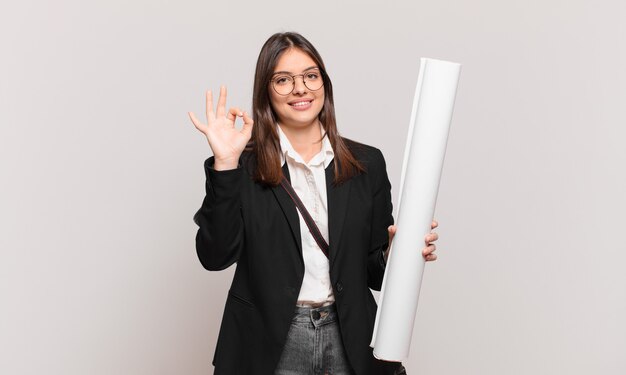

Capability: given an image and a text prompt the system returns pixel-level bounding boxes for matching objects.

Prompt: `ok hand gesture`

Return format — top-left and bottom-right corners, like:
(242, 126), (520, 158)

(188, 86), (254, 170)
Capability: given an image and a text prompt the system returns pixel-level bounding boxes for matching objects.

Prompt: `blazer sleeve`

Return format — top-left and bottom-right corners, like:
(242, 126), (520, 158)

(366, 148), (394, 290)
(193, 156), (245, 271)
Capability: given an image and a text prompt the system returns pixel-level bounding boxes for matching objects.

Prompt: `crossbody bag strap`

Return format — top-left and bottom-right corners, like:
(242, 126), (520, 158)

(280, 176), (330, 259)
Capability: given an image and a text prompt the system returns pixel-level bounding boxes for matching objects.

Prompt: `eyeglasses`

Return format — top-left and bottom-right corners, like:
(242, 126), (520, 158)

(270, 68), (324, 96)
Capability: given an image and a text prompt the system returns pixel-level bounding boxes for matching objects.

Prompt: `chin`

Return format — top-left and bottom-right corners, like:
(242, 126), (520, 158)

(279, 111), (323, 129)
(284, 118), (318, 129)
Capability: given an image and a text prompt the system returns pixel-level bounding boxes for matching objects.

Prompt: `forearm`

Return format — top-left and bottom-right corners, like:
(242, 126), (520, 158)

(194, 157), (245, 271)
(367, 149), (394, 291)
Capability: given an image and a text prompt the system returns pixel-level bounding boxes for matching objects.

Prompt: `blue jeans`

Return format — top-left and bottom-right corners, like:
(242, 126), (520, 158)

(275, 304), (354, 375)
(275, 304), (407, 375)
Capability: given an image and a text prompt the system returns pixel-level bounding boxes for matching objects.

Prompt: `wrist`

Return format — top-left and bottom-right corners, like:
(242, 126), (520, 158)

(213, 157), (239, 171)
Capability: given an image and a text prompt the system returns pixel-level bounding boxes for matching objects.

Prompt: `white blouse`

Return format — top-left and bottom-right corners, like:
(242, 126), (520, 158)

(277, 124), (335, 306)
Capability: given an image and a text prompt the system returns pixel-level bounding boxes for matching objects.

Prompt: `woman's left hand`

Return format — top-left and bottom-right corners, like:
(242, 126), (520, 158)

(385, 220), (439, 262)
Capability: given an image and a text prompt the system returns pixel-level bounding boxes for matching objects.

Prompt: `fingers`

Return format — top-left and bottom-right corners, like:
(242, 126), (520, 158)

(424, 232), (438, 244)
(422, 243), (437, 261)
(241, 111), (254, 135)
(424, 253), (437, 262)
(205, 90), (214, 119)
(188, 111), (206, 133)
(191, 87), (246, 136)
(216, 86), (227, 118)
(386, 225), (438, 262)
(424, 227), (438, 262)
(227, 107), (243, 122)
(431, 219), (438, 229)
(387, 225), (397, 243)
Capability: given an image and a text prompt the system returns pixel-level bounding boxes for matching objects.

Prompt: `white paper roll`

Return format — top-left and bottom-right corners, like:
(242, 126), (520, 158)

(371, 58), (461, 361)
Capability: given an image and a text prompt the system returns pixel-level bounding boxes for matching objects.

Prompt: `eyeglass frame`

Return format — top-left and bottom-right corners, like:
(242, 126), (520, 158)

(269, 68), (326, 96)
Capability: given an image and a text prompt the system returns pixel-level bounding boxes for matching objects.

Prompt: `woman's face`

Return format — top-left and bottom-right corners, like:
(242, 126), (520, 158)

(269, 48), (325, 130)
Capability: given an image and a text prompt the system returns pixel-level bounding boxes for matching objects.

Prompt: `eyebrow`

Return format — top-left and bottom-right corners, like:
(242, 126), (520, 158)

(272, 66), (319, 75)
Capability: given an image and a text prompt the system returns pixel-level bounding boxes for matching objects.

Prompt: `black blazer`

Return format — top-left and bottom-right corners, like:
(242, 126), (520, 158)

(194, 139), (401, 374)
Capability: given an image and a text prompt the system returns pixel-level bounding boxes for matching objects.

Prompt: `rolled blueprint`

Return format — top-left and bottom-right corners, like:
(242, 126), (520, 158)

(371, 58), (461, 361)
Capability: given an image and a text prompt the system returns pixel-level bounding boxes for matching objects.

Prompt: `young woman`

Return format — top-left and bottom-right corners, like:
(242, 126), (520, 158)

(188, 32), (438, 375)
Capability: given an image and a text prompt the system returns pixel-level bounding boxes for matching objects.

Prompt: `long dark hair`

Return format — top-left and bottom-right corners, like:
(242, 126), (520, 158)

(249, 32), (364, 186)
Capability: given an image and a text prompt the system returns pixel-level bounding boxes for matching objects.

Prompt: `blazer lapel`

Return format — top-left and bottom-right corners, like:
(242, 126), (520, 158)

(326, 160), (351, 271)
(271, 160), (352, 267)
(271, 163), (303, 257)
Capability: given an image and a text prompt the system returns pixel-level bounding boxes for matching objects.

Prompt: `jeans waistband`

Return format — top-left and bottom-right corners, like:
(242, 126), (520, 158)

(291, 303), (338, 327)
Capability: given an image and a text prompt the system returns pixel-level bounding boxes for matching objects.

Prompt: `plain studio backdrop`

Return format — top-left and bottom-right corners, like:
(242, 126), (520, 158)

(1, 0), (624, 374)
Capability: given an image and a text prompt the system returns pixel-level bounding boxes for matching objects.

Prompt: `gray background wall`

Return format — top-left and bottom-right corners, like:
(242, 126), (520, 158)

(1, 0), (624, 374)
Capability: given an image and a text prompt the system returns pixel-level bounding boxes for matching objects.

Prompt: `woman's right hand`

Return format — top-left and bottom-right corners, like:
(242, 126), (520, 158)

(188, 86), (254, 170)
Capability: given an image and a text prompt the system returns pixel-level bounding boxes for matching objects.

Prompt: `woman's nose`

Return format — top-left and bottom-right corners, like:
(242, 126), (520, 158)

(292, 76), (307, 94)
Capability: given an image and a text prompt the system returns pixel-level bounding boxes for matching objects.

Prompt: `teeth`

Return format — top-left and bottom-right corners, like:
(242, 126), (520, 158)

(290, 101), (311, 107)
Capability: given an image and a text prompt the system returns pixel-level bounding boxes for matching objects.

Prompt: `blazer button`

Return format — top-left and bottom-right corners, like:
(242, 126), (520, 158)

(336, 282), (344, 293)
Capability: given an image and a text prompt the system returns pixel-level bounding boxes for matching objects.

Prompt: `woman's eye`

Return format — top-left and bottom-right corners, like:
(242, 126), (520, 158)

(306, 72), (320, 80)
(275, 76), (291, 85)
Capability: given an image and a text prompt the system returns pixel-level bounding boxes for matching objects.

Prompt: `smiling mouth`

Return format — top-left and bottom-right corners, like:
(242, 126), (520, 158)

(289, 100), (313, 108)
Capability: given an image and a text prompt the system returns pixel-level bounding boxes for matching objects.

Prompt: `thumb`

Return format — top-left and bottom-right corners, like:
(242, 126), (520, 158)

(241, 111), (254, 135)
(387, 225), (396, 244)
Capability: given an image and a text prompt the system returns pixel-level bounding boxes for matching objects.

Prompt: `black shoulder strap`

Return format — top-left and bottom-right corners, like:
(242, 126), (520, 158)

(280, 176), (330, 259)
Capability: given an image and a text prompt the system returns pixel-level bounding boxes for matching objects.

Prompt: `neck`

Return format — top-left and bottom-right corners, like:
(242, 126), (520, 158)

(279, 121), (323, 163)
